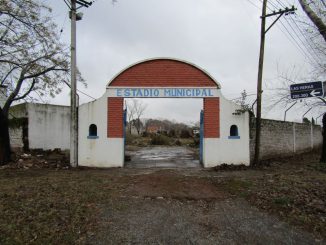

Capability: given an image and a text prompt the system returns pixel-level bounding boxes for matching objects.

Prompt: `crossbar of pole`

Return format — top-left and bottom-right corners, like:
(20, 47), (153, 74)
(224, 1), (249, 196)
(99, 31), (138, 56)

(284, 101), (297, 121)
(262, 6), (296, 18)
(265, 12), (284, 34)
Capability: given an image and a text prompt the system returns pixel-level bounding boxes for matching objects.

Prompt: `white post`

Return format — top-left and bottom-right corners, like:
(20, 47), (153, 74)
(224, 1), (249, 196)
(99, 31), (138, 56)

(70, 0), (78, 167)
(293, 122), (296, 153)
(311, 122), (313, 149)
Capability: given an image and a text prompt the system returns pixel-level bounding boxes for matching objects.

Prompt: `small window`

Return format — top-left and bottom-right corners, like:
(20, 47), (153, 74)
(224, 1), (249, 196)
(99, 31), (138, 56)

(229, 125), (240, 139)
(88, 124), (98, 139)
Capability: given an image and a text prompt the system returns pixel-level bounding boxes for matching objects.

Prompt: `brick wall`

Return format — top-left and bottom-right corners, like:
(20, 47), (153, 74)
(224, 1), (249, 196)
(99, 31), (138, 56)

(109, 59), (218, 87)
(108, 59), (221, 138)
(204, 98), (220, 138)
(250, 118), (322, 161)
(107, 98), (124, 138)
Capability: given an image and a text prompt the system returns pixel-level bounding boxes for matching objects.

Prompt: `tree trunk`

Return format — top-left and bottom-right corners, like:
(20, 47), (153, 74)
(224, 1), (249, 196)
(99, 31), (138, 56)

(0, 107), (11, 165)
(298, 0), (326, 43)
(320, 113), (326, 163)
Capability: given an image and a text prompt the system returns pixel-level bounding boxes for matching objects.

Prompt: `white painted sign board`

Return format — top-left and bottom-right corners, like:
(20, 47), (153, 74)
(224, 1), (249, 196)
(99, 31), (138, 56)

(107, 87), (219, 98)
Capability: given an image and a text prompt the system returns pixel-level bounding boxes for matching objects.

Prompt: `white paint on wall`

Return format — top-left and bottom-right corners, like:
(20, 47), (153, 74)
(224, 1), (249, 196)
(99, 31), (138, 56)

(9, 128), (23, 149)
(107, 87), (219, 98)
(78, 89), (250, 168)
(203, 90), (250, 167)
(78, 94), (124, 167)
(27, 104), (70, 150)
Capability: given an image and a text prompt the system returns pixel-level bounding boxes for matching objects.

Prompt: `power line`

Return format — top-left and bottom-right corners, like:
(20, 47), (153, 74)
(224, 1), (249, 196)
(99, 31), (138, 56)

(271, 0), (324, 67)
(257, 0), (321, 67)
(244, 0), (261, 10)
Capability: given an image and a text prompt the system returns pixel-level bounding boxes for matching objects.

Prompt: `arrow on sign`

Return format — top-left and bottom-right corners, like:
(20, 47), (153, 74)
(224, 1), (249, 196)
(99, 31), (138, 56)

(310, 90), (322, 97)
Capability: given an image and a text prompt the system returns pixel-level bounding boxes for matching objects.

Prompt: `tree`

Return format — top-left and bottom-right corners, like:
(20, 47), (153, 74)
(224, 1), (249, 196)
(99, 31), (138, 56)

(125, 100), (136, 134)
(133, 100), (147, 135)
(298, 0), (326, 43)
(296, 0), (325, 76)
(0, 0), (83, 164)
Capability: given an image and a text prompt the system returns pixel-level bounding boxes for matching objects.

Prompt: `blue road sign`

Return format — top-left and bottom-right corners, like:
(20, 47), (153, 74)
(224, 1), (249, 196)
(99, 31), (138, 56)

(290, 81), (324, 99)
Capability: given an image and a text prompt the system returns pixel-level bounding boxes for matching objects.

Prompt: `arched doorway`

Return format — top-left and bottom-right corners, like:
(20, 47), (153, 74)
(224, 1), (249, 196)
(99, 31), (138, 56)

(78, 58), (250, 168)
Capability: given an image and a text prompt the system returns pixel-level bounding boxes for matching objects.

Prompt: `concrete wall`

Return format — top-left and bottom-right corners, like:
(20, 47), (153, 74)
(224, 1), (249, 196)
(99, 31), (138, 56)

(78, 94), (124, 167)
(9, 127), (24, 149)
(26, 104), (70, 150)
(250, 119), (322, 160)
(203, 90), (250, 167)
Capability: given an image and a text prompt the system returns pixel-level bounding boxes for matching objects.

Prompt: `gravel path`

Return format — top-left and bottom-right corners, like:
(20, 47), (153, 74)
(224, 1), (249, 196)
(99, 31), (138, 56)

(92, 197), (320, 245)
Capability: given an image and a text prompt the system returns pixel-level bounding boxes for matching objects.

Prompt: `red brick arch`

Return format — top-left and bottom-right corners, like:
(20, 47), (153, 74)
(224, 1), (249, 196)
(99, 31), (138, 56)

(107, 58), (220, 88)
(107, 58), (220, 138)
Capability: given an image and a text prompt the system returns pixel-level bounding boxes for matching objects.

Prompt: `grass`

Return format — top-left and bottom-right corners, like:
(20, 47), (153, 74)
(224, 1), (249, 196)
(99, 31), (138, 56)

(0, 170), (118, 244)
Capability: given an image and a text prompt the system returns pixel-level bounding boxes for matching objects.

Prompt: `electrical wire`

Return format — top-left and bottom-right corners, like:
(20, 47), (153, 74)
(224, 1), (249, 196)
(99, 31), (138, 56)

(256, 0), (322, 68)
(244, 0), (261, 10)
(272, 0), (324, 66)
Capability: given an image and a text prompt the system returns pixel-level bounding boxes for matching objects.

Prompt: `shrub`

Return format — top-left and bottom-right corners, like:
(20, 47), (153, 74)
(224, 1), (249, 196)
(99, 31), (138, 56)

(180, 129), (191, 138)
(150, 135), (171, 145)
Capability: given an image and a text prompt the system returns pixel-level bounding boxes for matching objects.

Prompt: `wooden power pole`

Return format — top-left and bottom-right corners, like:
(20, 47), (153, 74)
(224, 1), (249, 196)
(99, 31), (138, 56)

(253, 0), (267, 166)
(253, 1), (296, 166)
(65, 0), (93, 167)
(70, 0), (78, 168)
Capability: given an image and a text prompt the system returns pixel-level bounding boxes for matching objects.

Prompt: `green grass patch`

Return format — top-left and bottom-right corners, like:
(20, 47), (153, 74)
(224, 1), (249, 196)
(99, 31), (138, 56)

(222, 179), (252, 195)
(273, 196), (293, 206)
(0, 170), (117, 244)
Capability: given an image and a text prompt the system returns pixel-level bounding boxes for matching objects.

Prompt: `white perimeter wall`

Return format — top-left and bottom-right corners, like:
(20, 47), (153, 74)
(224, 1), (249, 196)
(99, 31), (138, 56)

(203, 91), (250, 167)
(27, 104), (70, 150)
(78, 94), (124, 167)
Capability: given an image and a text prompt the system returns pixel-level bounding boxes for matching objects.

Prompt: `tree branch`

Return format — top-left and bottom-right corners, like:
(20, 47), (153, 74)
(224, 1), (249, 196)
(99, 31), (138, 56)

(12, 78), (37, 101)
(298, 0), (326, 43)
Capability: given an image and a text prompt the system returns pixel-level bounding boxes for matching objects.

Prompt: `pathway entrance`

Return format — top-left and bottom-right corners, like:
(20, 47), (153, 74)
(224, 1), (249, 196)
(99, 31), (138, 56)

(125, 146), (201, 168)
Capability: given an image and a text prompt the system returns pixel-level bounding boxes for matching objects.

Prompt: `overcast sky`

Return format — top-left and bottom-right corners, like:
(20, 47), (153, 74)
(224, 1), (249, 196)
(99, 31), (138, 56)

(46, 0), (323, 124)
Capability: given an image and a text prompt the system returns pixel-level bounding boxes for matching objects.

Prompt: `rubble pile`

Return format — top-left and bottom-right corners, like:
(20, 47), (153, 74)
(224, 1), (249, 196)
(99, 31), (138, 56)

(1, 149), (70, 169)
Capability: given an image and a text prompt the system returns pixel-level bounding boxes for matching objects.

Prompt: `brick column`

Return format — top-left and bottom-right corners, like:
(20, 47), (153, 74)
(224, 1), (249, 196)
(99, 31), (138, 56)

(107, 97), (124, 138)
(204, 98), (220, 138)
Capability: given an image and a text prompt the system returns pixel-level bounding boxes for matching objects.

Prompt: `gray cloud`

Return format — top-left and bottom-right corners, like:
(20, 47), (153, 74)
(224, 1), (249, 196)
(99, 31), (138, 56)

(48, 0), (316, 122)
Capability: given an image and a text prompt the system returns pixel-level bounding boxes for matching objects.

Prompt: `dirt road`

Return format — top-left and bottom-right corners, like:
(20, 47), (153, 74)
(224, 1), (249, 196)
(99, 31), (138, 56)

(0, 151), (325, 244)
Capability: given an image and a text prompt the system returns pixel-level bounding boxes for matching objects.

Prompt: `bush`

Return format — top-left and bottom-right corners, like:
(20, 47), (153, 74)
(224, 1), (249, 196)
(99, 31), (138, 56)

(168, 129), (176, 137)
(150, 135), (171, 145)
(180, 129), (191, 138)
(141, 131), (149, 137)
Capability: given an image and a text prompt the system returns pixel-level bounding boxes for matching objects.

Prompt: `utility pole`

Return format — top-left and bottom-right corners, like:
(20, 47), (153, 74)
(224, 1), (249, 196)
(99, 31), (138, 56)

(70, 0), (77, 167)
(253, 2), (296, 166)
(64, 0), (93, 167)
(253, 0), (267, 167)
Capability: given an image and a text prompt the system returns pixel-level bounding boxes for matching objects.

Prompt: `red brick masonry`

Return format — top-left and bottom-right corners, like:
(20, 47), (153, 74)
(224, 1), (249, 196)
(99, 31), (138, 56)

(109, 59), (218, 87)
(204, 98), (220, 138)
(107, 98), (124, 138)
(107, 59), (220, 138)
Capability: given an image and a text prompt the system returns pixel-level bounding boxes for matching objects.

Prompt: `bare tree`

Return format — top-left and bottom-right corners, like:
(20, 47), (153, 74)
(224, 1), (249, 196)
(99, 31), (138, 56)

(296, 0), (326, 75)
(298, 0), (326, 42)
(0, 0), (84, 164)
(125, 99), (136, 134)
(133, 99), (147, 135)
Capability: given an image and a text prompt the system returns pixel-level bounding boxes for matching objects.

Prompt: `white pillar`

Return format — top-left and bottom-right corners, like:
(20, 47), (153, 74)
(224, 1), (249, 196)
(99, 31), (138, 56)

(311, 122), (313, 149)
(293, 122), (296, 153)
